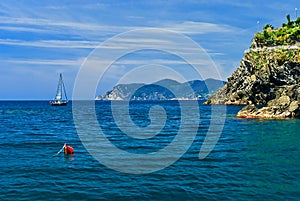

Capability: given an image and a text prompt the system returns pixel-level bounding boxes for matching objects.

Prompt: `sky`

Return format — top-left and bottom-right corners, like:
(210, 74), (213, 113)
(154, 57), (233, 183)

(0, 0), (299, 100)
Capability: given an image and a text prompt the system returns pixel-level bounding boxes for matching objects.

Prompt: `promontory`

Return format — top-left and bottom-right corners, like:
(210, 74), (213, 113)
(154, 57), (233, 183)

(205, 14), (300, 118)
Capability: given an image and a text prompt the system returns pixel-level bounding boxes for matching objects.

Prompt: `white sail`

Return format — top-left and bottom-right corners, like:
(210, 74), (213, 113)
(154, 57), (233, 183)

(55, 74), (63, 100)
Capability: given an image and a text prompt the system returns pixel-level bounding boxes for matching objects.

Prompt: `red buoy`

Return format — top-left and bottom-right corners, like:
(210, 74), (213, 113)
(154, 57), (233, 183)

(64, 143), (74, 154)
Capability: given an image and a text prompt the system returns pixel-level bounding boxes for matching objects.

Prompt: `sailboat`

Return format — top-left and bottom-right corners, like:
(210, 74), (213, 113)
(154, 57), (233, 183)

(50, 73), (68, 106)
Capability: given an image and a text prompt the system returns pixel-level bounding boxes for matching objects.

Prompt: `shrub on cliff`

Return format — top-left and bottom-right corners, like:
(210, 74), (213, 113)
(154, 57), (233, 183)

(253, 14), (300, 47)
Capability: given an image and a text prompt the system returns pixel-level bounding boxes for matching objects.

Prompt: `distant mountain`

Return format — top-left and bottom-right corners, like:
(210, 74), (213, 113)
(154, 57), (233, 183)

(96, 79), (225, 101)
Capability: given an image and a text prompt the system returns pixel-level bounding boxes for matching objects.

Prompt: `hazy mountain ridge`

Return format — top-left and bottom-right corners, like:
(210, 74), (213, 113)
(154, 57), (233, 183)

(96, 79), (225, 101)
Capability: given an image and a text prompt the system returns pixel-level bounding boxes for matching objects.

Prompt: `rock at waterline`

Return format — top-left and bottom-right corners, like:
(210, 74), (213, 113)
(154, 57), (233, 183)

(237, 99), (300, 119)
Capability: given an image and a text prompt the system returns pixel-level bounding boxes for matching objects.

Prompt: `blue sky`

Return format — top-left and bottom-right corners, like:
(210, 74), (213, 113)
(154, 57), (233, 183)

(0, 0), (299, 100)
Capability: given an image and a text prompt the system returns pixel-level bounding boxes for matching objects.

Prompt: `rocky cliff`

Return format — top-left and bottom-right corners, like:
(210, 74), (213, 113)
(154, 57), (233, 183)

(205, 45), (300, 118)
(205, 14), (300, 119)
(205, 15), (300, 118)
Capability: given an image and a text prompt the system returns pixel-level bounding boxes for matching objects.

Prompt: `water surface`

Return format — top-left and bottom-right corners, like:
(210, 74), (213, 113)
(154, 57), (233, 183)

(0, 101), (299, 200)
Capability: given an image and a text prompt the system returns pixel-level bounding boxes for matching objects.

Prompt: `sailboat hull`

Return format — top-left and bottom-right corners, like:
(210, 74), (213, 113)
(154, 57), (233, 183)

(50, 100), (68, 106)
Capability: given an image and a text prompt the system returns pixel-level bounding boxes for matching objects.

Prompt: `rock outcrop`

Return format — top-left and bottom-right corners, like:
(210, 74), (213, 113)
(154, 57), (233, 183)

(206, 16), (300, 118)
(205, 44), (300, 118)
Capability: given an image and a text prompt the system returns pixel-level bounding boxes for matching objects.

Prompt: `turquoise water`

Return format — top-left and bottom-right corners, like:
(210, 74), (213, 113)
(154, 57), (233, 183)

(0, 101), (299, 200)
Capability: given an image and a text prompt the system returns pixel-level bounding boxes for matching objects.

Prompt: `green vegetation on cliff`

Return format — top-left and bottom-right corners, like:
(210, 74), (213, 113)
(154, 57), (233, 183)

(248, 47), (300, 70)
(253, 14), (300, 47)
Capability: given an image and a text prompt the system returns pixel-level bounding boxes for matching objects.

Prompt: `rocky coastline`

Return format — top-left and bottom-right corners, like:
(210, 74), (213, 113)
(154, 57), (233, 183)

(205, 16), (300, 118)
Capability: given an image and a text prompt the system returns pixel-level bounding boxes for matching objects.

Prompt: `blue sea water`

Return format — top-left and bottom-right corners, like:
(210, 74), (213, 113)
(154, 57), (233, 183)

(0, 101), (299, 200)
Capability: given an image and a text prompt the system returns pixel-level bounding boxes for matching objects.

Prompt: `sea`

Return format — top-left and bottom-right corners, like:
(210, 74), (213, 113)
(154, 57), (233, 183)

(0, 100), (299, 201)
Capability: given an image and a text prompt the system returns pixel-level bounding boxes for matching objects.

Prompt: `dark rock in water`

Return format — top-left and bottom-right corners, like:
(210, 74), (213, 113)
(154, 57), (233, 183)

(205, 43), (300, 118)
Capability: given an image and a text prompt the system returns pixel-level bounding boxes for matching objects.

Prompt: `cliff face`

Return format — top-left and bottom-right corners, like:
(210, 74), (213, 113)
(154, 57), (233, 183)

(205, 44), (300, 118)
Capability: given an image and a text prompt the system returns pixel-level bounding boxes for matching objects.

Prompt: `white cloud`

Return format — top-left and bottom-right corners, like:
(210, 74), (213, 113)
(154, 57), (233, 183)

(0, 39), (99, 49)
(0, 25), (47, 33)
(0, 15), (239, 37)
(0, 17), (135, 39)
(4, 58), (84, 66)
(167, 21), (236, 34)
